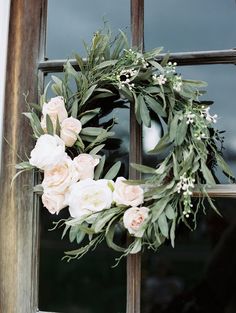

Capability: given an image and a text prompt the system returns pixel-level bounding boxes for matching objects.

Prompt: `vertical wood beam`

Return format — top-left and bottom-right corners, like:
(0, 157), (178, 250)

(0, 1), (46, 312)
(127, 1), (144, 313)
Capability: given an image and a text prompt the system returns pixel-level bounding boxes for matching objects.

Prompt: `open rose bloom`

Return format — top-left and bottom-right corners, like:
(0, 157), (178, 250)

(123, 207), (149, 237)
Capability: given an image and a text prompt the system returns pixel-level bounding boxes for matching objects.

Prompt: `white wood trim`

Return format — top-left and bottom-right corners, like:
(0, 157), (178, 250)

(0, 0), (10, 168)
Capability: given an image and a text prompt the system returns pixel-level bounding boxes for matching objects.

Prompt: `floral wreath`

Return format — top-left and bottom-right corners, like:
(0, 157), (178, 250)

(16, 30), (234, 262)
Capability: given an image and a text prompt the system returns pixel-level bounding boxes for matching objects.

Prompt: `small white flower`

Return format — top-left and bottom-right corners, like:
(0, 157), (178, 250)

(153, 74), (167, 85)
(201, 106), (218, 123)
(173, 76), (182, 92)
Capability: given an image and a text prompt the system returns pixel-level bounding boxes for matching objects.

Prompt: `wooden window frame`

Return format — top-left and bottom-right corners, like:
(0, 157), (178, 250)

(1, 1), (236, 313)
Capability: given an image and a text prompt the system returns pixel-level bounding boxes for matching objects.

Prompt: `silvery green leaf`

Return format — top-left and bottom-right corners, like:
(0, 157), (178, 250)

(69, 225), (80, 242)
(71, 99), (79, 118)
(94, 155), (106, 180)
(81, 84), (97, 106)
(130, 239), (142, 254)
(139, 95), (151, 127)
(182, 79), (208, 87)
(170, 218), (176, 247)
(148, 133), (171, 154)
(76, 231), (86, 245)
(23, 112), (44, 138)
(104, 161), (121, 180)
(81, 127), (105, 137)
(106, 223), (125, 252)
(151, 198), (169, 222)
(169, 114), (179, 142)
(15, 161), (34, 170)
(89, 144), (105, 155)
(158, 213), (169, 238)
(94, 60), (118, 70)
(46, 114), (54, 135)
(144, 95), (166, 117)
(165, 205), (175, 220)
(131, 163), (156, 174)
(74, 53), (85, 73)
(216, 154), (235, 178)
(175, 118), (188, 146)
(93, 208), (121, 233)
(79, 108), (100, 125)
(201, 160), (216, 185)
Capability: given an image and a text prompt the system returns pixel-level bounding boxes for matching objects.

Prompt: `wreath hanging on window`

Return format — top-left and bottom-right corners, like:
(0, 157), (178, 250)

(16, 29), (234, 262)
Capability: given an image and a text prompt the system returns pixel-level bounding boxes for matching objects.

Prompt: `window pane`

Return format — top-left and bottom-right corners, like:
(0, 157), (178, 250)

(47, 0), (130, 59)
(39, 73), (129, 312)
(143, 64), (236, 183)
(145, 0), (236, 52)
(141, 197), (236, 313)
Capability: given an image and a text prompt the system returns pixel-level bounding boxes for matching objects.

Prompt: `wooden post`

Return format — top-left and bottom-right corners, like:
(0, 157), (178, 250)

(0, 1), (46, 312)
(126, 1), (144, 313)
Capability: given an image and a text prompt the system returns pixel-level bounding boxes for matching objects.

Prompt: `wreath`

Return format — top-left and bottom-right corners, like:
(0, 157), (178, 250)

(16, 29), (234, 263)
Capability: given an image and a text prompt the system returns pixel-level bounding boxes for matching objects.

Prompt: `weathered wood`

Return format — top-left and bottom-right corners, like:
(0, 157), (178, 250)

(193, 185), (236, 197)
(0, 1), (46, 312)
(38, 49), (236, 73)
(126, 1), (144, 313)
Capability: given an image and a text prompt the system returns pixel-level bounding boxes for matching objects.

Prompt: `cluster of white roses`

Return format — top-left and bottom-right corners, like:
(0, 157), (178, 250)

(29, 96), (150, 238)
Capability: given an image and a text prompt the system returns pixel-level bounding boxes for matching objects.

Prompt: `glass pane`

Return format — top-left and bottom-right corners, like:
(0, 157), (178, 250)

(142, 197), (236, 313)
(143, 64), (236, 183)
(145, 0), (236, 52)
(47, 0), (130, 59)
(38, 73), (129, 312)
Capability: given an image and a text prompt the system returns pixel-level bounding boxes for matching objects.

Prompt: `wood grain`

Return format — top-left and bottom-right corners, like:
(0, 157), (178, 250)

(126, 1), (144, 313)
(38, 49), (236, 73)
(0, 0), (46, 312)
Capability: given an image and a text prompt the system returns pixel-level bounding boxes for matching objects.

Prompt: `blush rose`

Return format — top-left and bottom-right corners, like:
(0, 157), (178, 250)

(42, 96), (68, 123)
(73, 153), (99, 180)
(60, 117), (82, 147)
(113, 177), (144, 207)
(42, 157), (78, 194)
(123, 206), (149, 237)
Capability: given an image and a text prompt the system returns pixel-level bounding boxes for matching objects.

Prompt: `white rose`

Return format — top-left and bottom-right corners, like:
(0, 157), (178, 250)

(73, 154), (100, 180)
(123, 206), (149, 237)
(42, 189), (66, 214)
(113, 177), (144, 207)
(67, 178), (113, 223)
(29, 134), (66, 170)
(60, 117), (82, 147)
(42, 96), (68, 123)
(42, 157), (79, 194)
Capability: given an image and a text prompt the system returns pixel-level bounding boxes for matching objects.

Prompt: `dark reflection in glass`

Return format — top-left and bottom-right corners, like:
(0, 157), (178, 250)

(143, 64), (236, 182)
(141, 198), (236, 313)
(39, 73), (129, 312)
(47, 0), (130, 59)
(145, 0), (236, 52)
(39, 210), (126, 313)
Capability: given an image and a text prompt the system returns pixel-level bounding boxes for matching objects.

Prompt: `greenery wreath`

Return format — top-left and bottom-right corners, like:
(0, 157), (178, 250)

(16, 29), (235, 263)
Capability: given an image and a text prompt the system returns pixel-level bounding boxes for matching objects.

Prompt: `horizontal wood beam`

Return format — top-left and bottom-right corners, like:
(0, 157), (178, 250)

(38, 49), (236, 73)
(193, 184), (236, 198)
